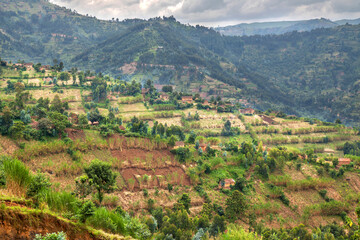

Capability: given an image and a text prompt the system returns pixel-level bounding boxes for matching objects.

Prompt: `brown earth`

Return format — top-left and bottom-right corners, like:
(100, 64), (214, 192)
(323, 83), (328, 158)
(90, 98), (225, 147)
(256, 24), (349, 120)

(65, 128), (86, 141)
(109, 135), (191, 190)
(0, 201), (124, 240)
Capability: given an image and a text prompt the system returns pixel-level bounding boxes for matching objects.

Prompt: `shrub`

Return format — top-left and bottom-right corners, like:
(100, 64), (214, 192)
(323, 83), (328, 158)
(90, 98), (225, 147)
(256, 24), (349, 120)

(87, 207), (125, 234)
(220, 224), (260, 240)
(43, 190), (79, 214)
(167, 183), (173, 192)
(34, 232), (67, 240)
(3, 157), (32, 189)
(319, 189), (327, 199)
(77, 200), (95, 223)
(26, 172), (52, 198)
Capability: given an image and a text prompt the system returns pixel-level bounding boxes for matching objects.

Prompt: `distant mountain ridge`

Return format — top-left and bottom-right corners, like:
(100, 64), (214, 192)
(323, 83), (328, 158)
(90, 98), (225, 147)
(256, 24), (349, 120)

(215, 18), (360, 36)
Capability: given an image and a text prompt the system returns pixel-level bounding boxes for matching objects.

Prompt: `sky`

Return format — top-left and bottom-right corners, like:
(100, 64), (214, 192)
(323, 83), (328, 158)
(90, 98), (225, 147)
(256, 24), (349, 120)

(49, 0), (360, 27)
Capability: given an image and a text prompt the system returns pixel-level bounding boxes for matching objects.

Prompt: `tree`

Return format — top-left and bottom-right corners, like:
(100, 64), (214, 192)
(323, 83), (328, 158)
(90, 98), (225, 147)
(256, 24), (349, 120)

(225, 190), (248, 221)
(87, 109), (103, 124)
(187, 131), (196, 144)
(38, 118), (53, 136)
(74, 175), (93, 201)
(51, 95), (64, 113)
(59, 72), (70, 85)
(78, 114), (89, 127)
(209, 215), (226, 237)
(9, 120), (25, 139)
(84, 160), (116, 204)
(48, 112), (70, 135)
(168, 135), (177, 147)
(177, 193), (191, 212)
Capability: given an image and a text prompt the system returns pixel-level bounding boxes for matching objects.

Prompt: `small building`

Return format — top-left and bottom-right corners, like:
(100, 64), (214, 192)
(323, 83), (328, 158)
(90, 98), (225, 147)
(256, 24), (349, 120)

(174, 141), (185, 149)
(181, 96), (193, 104)
(203, 100), (209, 106)
(85, 76), (96, 80)
(119, 125), (126, 131)
(159, 93), (169, 101)
(240, 108), (255, 115)
(338, 158), (351, 167)
(40, 65), (51, 71)
(24, 63), (33, 69)
(219, 179), (235, 190)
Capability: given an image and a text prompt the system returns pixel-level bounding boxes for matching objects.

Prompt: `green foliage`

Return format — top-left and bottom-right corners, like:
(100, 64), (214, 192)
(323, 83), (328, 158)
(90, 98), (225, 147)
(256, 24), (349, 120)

(34, 232), (67, 240)
(178, 193), (191, 212)
(84, 160), (117, 204)
(3, 157), (32, 188)
(9, 120), (25, 139)
(225, 190), (248, 221)
(26, 172), (51, 198)
(171, 147), (190, 163)
(74, 175), (93, 200)
(77, 200), (95, 223)
(87, 207), (125, 234)
(220, 224), (260, 240)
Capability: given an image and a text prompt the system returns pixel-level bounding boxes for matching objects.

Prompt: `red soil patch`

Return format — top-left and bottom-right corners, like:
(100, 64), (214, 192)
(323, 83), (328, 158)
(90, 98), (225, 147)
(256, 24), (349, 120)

(109, 136), (191, 190)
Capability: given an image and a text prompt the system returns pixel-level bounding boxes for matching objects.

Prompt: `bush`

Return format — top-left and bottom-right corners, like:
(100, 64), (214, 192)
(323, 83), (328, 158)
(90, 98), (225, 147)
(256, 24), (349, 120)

(3, 157), (32, 189)
(319, 189), (327, 199)
(34, 232), (67, 240)
(87, 207), (125, 234)
(77, 200), (95, 223)
(26, 172), (52, 198)
(220, 224), (260, 240)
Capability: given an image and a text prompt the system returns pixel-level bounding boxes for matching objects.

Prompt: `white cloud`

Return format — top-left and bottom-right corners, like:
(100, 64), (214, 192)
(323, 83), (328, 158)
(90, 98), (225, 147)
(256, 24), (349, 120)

(49, 0), (360, 26)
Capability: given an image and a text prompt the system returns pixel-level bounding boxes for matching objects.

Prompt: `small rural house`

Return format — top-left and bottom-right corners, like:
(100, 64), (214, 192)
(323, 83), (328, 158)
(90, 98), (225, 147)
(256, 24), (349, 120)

(174, 141), (185, 149)
(338, 158), (351, 167)
(240, 108), (255, 115)
(219, 179), (235, 190)
(181, 96), (193, 104)
(160, 93), (169, 101)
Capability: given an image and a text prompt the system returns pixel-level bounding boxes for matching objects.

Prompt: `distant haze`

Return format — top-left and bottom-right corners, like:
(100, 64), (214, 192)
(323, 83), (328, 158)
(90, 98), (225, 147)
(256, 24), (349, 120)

(49, 0), (360, 27)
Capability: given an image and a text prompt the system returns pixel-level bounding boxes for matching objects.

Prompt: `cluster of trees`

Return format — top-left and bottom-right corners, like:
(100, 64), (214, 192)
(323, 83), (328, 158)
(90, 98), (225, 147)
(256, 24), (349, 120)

(344, 141), (360, 156)
(0, 80), (73, 139)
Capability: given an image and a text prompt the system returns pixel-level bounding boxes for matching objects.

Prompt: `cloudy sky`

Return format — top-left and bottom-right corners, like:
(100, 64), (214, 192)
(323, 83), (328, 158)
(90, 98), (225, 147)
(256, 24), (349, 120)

(49, 0), (360, 27)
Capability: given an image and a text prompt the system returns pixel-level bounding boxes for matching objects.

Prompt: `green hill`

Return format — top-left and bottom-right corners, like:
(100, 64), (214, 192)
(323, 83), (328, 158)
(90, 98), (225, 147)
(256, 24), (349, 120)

(1, 0), (360, 125)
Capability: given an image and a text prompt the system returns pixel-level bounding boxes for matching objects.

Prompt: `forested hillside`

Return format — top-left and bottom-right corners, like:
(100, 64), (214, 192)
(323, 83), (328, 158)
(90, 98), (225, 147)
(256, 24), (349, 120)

(1, 0), (360, 125)
(233, 25), (360, 124)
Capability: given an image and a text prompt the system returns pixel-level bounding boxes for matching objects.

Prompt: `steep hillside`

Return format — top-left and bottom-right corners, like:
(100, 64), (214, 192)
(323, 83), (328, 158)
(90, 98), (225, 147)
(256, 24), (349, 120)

(231, 24), (360, 124)
(0, 0), (128, 63)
